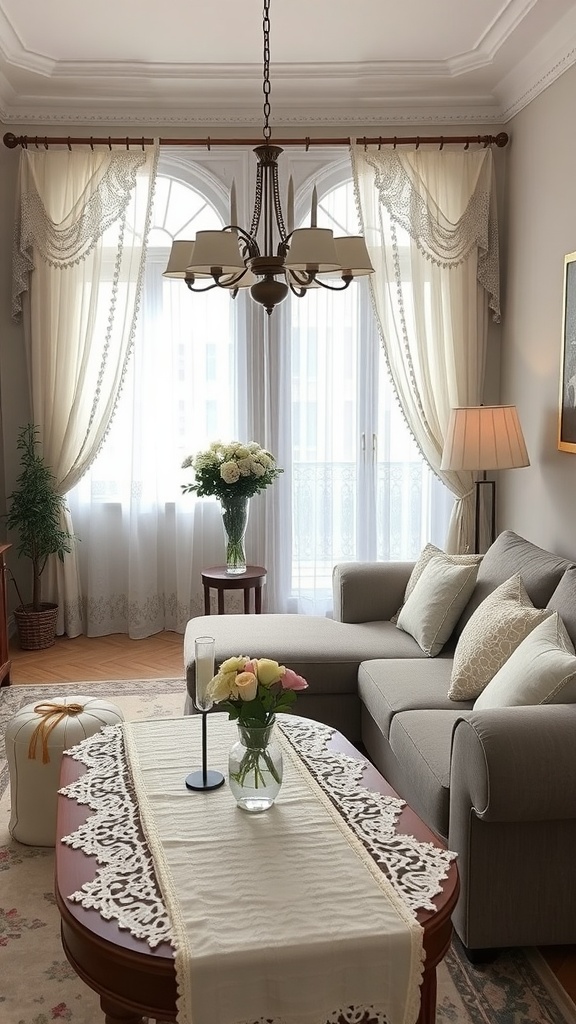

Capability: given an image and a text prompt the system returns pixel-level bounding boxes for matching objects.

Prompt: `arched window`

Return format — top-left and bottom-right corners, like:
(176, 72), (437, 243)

(69, 151), (453, 635)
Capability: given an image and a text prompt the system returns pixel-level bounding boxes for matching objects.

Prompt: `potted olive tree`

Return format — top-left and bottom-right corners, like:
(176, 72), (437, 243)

(5, 424), (75, 649)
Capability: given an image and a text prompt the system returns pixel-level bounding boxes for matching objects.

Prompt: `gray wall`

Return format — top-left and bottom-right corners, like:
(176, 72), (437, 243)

(499, 63), (576, 562)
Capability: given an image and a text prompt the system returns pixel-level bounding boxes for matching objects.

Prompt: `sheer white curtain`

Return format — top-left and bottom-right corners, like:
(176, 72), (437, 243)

(67, 152), (266, 636)
(65, 149), (454, 635)
(283, 163), (453, 614)
(12, 145), (159, 634)
(351, 146), (500, 553)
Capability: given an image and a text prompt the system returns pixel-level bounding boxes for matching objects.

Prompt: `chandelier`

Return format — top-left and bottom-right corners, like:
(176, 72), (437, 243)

(163, 0), (374, 315)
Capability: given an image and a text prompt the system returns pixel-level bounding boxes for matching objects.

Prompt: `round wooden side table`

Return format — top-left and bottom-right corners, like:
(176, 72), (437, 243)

(201, 565), (267, 614)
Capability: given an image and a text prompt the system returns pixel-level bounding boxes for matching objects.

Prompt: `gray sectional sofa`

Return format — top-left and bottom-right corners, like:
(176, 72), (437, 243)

(184, 530), (576, 956)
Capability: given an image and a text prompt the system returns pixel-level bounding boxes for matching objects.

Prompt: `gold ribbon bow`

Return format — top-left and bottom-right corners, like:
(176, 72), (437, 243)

(28, 702), (85, 764)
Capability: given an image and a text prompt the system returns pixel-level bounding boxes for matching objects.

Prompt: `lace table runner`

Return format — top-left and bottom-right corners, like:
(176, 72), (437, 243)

(60, 715), (456, 1024)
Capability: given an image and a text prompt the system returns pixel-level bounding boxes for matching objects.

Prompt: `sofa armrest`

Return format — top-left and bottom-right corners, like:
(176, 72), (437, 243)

(450, 705), (576, 823)
(332, 561), (414, 623)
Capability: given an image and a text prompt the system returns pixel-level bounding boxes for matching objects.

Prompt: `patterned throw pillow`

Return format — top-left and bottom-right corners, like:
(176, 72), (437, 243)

(448, 574), (550, 701)
(392, 542), (482, 623)
(396, 555), (479, 657)
(474, 612), (576, 709)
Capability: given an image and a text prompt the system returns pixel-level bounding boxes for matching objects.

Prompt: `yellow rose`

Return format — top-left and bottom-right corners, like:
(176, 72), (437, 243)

(206, 671), (236, 702)
(220, 656), (248, 674)
(255, 658), (283, 687)
(235, 671), (258, 701)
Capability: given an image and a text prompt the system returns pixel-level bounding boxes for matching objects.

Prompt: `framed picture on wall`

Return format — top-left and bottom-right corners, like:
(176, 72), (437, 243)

(558, 251), (576, 453)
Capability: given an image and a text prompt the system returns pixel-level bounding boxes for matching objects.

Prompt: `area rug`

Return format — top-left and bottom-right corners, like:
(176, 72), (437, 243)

(1, 680), (575, 1024)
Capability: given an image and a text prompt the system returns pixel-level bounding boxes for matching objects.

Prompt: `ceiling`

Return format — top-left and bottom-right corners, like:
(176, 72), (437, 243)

(1, 0), (575, 128)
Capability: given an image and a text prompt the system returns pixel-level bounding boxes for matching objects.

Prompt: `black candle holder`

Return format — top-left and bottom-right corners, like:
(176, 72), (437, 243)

(185, 635), (225, 792)
(185, 709), (225, 791)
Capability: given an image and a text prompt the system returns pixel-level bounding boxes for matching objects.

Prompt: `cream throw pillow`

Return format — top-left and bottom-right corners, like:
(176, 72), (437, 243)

(448, 574), (550, 701)
(396, 555), (479, 657)
(474, 613), (576, 708)
(392, 542), (482, 623)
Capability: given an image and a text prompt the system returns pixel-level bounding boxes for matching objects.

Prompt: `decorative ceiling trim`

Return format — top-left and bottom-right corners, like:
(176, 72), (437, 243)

(0, 1), (575, 129)
(0, 103), (505, 128)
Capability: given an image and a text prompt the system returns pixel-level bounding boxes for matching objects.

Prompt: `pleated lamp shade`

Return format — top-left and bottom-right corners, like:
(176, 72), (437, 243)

(441, 405), (530, 471)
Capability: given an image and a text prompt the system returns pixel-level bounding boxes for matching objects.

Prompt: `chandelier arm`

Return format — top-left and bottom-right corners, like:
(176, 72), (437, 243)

(287, 282), (309, 299)
(287, 268), (316, 288)
(184, 278), (225, 293)
(185, 268), (250, 293)
(314, 275), (354, 292)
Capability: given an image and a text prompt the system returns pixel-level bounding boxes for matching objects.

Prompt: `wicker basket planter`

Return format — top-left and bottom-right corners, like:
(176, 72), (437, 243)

(14, 603), (59, 650)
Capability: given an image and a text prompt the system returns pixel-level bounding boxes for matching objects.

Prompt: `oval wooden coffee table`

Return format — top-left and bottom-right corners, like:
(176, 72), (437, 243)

(56, 726), (459, 1024)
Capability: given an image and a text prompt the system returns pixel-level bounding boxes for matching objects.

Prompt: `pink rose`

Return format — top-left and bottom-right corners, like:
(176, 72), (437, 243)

(281, 668), (308, 691)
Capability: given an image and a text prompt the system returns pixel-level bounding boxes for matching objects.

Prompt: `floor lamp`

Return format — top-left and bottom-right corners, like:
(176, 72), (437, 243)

(441, 405), (530, 554)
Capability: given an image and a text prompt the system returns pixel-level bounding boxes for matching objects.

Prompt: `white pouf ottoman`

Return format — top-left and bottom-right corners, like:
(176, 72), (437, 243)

(6, 694), (124, 846)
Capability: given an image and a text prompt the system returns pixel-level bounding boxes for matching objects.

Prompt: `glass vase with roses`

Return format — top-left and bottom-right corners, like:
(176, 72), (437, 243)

(206, 656), (308, 812)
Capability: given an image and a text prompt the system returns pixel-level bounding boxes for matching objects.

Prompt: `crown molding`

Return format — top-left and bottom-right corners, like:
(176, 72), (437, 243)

(0, 102), (504, 129)
(0, 2), (575, 129)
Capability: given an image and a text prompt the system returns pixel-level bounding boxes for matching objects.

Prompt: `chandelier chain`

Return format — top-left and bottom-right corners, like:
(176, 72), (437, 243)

(262, 0), (272, 141)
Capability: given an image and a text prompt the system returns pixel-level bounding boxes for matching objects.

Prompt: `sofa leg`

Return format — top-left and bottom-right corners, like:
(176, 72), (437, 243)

(463, 946), (500, 965)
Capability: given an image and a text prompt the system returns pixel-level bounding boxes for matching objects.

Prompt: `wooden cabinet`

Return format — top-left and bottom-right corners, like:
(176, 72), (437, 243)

(0, 543), (11, 686)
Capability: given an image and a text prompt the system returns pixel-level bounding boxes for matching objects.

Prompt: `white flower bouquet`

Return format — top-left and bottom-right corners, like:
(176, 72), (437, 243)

(181, 440), (283, 502)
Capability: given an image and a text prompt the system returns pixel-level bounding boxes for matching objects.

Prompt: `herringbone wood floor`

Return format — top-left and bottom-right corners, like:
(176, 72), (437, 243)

(7, 629), (184, 683)
(3, 629), (576, 1004)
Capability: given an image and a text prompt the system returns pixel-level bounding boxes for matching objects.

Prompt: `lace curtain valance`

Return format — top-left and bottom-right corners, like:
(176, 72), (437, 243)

(12, 149), (152, 321)
(358, 148), (500, 320)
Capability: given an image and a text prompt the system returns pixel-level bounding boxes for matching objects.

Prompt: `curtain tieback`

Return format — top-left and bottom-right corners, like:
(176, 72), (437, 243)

(28, 702), (85, 764)
(458, 487), (475, 500)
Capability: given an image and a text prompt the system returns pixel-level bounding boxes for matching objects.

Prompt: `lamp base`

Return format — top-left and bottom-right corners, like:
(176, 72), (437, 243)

(185, 769), (225, 792)
(474, 477), (496, 554)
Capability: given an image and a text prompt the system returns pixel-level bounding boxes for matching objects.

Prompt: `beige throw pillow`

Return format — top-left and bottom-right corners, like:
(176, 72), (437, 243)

(392, 542), (482, 623)
(448, 574), (550, 701)
(396, 555), (479, 657)
(474, 613), (576, 708)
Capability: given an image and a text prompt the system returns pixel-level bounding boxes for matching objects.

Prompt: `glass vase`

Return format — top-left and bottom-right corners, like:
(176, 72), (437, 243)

(220, 495), (249, 574)
(228, 718), (283, 812)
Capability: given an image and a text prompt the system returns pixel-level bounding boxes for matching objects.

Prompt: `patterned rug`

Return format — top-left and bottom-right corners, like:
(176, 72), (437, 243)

(1, 680), (575, 1024)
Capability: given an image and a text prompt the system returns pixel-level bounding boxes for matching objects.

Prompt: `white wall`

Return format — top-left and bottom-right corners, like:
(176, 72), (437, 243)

(499, 63), (576, 561)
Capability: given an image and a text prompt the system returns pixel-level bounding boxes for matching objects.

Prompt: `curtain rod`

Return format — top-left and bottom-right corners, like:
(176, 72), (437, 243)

(3, 131), (509, 151)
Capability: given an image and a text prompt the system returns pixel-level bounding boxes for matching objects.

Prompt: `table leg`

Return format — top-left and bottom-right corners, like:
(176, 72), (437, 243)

(255, 585), (262, 613)
(217, 589), (225, 614)
(244, 587), (251, 613)
(203, 585), (210, 615)
(101, 994), (145, 1024)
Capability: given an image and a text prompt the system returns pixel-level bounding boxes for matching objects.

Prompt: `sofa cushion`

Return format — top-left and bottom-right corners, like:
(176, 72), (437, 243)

(547, 567), (576, 649)
(455, 530), (574, 636)
(396, 556), (479, 657)
(184, 614), (428, 701)
(474, 613), (576, 709)
(388, 710), (470, 839)
(392, 542), (482, 622)
(358, 656), (470, 738)
(449, 575), (550, 701)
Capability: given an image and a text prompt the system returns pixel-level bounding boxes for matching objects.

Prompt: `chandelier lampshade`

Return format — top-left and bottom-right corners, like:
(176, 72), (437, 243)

(187, 231), (245, 276)
(162, 0), (374, 315)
